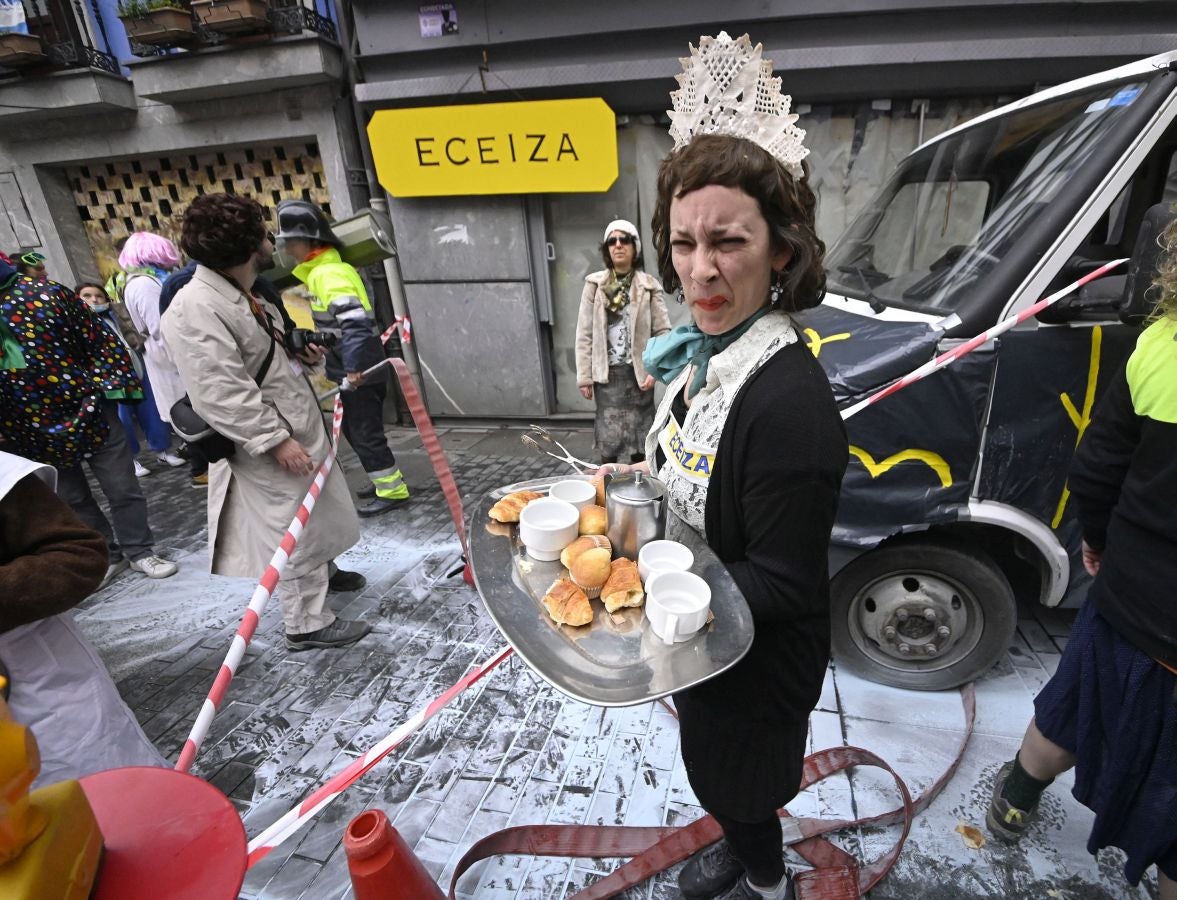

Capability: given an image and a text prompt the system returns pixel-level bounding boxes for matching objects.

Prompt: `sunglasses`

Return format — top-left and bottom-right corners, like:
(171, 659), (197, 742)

(605, 235), (635, 247)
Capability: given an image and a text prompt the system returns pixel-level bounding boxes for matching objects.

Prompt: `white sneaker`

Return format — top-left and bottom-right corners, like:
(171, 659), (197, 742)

(128, 555), (178, 579)
(156, 451), (185, 468)
(133, 459), (151, 477)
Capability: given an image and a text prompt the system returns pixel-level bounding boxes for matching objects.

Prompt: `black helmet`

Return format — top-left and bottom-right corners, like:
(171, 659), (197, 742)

(275, 199), (340, 246)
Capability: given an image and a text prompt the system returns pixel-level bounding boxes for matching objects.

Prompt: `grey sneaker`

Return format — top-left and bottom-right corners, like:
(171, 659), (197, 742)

(98, 558), (130, 590)
(986, 760), (1039, 842)
(286, 619), (372, 652)
(716, 872), (795, 900)
(680, 839), (745, 900)
(128, 555), (178, 579)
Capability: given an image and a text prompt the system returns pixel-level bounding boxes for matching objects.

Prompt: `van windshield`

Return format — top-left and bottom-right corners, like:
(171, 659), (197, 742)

(825, 79), (1153, 317)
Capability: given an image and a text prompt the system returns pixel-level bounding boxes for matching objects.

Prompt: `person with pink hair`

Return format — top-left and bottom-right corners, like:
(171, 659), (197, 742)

(118, 232), (188, 473)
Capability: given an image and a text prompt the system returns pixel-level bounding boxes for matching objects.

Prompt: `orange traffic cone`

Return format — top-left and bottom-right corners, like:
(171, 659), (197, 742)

(344, 809), (444, 900)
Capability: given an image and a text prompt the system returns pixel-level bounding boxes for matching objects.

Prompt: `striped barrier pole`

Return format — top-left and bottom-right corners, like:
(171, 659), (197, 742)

(174, 396), (345, 775)
(244, 643), (514, 867)
(840, 257), (1128, 421)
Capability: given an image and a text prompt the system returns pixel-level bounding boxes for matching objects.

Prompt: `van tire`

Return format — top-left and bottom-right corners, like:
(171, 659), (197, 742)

(830, 540), (1016, 690)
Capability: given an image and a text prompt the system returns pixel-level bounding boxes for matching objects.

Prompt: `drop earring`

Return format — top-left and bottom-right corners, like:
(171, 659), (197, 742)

(675, 288), (686, 305)
(769, 270), (786, 308)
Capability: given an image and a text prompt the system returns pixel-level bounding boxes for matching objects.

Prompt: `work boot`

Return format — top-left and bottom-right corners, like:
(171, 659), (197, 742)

(356, 484), (376, 500)
(286, 619), (371, 652)
(715, 872), (794, 900)
(357, 495), (409, 517)
(328, 568), (367, 593)
(987, 760), (1041, 842)
(680, 839), (745, 900)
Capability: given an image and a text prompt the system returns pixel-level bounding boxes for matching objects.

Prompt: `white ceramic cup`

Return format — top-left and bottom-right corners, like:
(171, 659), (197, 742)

(637, 540), (694, 590)
(645, 571), (711, 643)
(518, 497), (580, 562)
(548, 479), (597, 510)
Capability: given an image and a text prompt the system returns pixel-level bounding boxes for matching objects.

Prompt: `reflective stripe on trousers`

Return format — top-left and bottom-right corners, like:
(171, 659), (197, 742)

(369, 466), (409, 499)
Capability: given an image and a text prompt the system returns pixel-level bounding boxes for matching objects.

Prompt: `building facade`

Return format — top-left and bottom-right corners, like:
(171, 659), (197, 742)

(1, 0), (1173, 417)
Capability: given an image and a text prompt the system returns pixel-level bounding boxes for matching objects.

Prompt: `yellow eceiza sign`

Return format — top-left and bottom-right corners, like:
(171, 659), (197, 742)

(367, 98), (618, 197)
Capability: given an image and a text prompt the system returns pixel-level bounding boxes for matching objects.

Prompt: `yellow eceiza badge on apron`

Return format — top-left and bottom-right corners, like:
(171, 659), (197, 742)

(658, 414), (716, 485)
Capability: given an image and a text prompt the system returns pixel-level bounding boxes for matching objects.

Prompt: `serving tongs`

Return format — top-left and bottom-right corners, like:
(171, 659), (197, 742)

(521, 425), (594, 474)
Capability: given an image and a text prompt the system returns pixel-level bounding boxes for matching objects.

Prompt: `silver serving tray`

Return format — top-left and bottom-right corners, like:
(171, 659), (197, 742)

(468, 475), (754, 707)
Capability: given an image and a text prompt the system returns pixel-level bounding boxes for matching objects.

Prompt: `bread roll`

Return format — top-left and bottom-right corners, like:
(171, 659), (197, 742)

(542, 579), (593, 627)
(602, 558), (644, 613)
(578, 504), (607, 536)
(559, 534), (611, 569)
(570, 547), (612, 596)
(592, 475), (607, 507)
(488, 490), (543, 523)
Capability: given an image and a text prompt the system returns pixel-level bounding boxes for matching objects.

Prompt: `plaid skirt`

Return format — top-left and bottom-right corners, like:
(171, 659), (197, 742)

(1033, 599), (1177, 884)
(594, 364), (654, 459)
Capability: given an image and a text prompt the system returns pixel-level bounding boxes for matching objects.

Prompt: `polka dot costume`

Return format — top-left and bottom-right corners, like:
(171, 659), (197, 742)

(0, 274), (142, 467)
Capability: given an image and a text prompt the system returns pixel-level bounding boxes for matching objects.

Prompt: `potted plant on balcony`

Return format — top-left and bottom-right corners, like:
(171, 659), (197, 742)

(191, 0), (269, 35)
(0, 31), (44, 67)
(118, 0), (196, 45)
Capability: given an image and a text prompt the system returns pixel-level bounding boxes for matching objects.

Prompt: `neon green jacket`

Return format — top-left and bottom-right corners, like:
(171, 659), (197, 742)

(293, 248), (381, 374)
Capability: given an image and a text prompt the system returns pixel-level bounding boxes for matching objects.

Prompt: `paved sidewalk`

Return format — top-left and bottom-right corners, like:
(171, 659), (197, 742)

(73, 424), (1159, 899)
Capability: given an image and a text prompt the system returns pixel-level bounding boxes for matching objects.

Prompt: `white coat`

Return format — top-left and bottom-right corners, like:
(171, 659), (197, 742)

(161, 266), (359, 580)
(123, 272), (187, 423)
(0, 451), (166, 789)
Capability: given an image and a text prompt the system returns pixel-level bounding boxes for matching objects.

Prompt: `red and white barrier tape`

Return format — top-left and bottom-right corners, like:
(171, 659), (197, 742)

(840, 258), (1128, 420)
(245, 644), (513, 867)
(379, 315), (412, 346)
(174, 397), (345, 775)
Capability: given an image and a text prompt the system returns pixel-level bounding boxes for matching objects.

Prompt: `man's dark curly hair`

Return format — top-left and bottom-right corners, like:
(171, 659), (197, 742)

(181, 193), (267, 269)
(651, 134), (825, 313)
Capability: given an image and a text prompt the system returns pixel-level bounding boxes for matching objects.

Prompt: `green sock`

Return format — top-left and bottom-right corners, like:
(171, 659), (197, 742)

(1001, 753), (1054, 810)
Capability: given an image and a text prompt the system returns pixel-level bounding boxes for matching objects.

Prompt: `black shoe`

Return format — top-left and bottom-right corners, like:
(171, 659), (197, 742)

(328, 568), (367, 593)
(357, 484), (376, 500)
(286, 619), (371, 651)
(680, 839), (745, 900)
(357, 495), (409, 517)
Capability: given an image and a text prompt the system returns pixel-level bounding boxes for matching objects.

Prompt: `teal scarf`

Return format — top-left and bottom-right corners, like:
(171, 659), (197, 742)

(643, 306), (771, 399)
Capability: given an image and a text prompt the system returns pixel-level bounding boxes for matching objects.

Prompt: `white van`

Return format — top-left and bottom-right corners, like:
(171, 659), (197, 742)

(801, 50), (1177, 689)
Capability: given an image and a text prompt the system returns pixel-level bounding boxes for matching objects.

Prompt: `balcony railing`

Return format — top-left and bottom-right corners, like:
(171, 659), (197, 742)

(0, 0), (119, 74)
(121, 0), (336, 57)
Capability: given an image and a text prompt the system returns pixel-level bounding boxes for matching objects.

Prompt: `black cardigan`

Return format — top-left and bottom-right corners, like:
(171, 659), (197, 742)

(671, 339), (848, 821)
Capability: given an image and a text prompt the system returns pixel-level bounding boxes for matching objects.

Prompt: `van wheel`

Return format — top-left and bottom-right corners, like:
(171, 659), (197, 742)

(830, 541), (1016, 690)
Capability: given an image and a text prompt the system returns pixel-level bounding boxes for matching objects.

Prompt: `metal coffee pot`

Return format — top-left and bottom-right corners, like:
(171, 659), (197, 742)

(605, 471), (667, 561)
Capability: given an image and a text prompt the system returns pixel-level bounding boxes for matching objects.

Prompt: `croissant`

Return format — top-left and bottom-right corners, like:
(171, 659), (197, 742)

(591, 475), (607, 507)
(542, 579), (594, 627)
(488, 490), (543, 523)
(602, 558), (644, 613)
(559, 534), (611, 569)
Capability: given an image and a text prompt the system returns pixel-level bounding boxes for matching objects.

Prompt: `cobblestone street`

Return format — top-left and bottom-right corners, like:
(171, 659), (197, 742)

(73, 423), (1160, 900)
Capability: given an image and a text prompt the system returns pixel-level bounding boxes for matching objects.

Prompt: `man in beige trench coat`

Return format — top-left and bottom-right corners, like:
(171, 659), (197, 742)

(163, 193), (370, 651)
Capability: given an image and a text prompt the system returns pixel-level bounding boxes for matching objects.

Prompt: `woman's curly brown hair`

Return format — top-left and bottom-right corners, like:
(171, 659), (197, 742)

(1154, 212), (1177, 321)
(651, 134), (825, 313)
(181, 193), (267, 269)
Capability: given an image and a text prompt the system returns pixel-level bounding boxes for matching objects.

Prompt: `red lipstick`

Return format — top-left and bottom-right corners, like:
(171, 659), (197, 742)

(695, 296), (726, 311)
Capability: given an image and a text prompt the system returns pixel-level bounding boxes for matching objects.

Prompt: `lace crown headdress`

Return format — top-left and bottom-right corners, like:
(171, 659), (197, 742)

(668, 32), (808, 178)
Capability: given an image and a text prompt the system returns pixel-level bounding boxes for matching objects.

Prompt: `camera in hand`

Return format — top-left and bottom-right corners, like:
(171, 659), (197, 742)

(285, 328), (338, 354)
